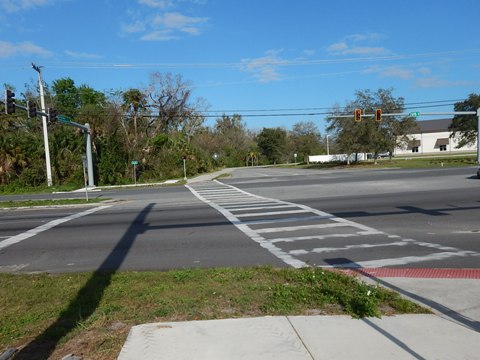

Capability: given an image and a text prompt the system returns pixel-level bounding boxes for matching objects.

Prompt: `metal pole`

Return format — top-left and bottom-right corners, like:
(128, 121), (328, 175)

(183, 158), (187, 181)
(82, 155), (89, 202)
(85, 123), (95, 187)
(477, 108), (480, 164)
(32, 63), (53, 187)
(133, 164), (137, 185)
(326, 135), (330, 156)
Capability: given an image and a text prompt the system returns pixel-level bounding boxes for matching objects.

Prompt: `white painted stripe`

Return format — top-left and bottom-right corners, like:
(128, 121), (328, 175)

(228, 204), (296, 212)
(201, 193), (246, 198)
(347, 251), (478, 268)
(242, 215), (324, 226)
(215, 197), (267, 202)
(195, 189), (238, 193)
(290, 241), (408, 255)
(269, 231), (384, 243)
(236, 209), (311, 218)
(223, 202), (279, 208)
(0, 205), (111, 251)
(255, 222), (348, 234)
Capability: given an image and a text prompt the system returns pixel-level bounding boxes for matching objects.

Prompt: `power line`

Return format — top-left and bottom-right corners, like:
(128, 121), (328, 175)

(203, 99), (463, 116)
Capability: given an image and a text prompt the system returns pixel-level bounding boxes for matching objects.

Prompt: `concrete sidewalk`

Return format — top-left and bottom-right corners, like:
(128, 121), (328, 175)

(117, 275), (480, 359)
(118, 314), (480, 359)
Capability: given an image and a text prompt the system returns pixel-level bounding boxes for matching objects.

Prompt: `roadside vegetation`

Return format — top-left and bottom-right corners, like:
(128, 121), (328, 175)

(2, 73), (478, 194)
(0, 267), (428, 359)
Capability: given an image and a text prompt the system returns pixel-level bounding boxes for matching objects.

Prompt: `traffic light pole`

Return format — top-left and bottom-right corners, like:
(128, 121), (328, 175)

(32, 63), (53, 187)
(57, 116), (95, 187)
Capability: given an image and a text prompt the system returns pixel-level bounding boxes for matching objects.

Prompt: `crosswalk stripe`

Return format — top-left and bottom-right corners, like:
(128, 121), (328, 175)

(186, 180), (479, 269)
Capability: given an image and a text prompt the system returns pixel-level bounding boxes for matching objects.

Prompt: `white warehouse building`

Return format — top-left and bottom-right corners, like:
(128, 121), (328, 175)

(394, 118), (477, 156)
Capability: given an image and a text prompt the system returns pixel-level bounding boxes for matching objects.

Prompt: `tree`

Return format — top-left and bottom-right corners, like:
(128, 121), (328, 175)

(449, 94), (480, 148)
(256, 127), (288, 164)
(327, 88), (416, 163)
(122, 88), (147, 146)
(146, 72), (201, 135)
(212, 114), (253, 166)
(52, 78), (80, 118)
(290, 121), (322, 162)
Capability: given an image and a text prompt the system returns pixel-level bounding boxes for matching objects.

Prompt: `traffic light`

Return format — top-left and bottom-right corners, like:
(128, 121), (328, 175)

(375, 108), (382, 122)
(27, 101), (37, 118)
(5, 89), (15, 114)
(47, 108), (57, 123)
(354, 108), (362, 122)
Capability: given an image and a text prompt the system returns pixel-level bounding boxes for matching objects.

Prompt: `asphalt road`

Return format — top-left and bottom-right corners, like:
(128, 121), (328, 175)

(1, 166), (479, 273)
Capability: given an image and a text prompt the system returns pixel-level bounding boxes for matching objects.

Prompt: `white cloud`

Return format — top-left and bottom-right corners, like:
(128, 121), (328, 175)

(0, 0), (52, 12)
(328, 44), (389, 56)
(124, 2), (209, 41)
(417, 67), (431, 75)
(152, 12), (207, 34)
(141, 30), (177, 41)
(240, 50), (286, 83)
(327, 32), (390, 56)
(414, 76), (476, 88)
(0, 40), (52, 57)
(122, 21), (146, 34)
(345, 32), (385, 43)
(64, 50), (102, 59)
(365, 65), (413, 80)
(303, 49), (316, 57)
(138, 0), (172, 8)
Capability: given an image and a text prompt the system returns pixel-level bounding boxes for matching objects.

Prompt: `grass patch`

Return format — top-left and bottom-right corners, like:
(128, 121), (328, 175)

(0, 183), (81, 195)
(0, 267), (429, 359)
(0, 198), (108, 208)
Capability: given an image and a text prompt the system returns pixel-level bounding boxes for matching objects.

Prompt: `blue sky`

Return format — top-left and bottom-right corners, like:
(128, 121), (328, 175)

(1, 0), (479, 132)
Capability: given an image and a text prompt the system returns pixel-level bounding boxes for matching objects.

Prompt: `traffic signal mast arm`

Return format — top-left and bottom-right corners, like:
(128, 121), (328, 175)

(329, 110), (478, 118)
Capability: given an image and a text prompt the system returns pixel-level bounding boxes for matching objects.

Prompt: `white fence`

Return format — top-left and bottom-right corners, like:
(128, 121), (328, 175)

(308, 153), (367, 163)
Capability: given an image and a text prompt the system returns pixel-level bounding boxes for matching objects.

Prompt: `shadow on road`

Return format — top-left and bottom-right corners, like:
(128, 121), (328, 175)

(13, 203), (155, 360)
(332, 203), (480, 219)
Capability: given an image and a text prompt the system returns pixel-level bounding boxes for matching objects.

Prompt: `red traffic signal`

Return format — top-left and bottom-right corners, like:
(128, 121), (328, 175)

(375, 108), (382, 122)
(354, 108), (362, 122)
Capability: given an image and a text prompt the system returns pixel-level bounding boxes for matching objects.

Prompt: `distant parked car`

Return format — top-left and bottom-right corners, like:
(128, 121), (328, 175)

(377, 151), (393, 159)
(477, 168), (480, 178)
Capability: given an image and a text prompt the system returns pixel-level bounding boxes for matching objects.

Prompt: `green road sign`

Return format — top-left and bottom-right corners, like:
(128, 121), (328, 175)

(409, 112), (421, 117)
(57, 115), (71, 123)
(131, 160), (139, 165)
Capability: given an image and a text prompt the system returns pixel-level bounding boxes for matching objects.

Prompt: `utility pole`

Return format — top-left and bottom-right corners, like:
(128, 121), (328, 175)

(32, 63), (53, 187)
(477, 108), (480, 164)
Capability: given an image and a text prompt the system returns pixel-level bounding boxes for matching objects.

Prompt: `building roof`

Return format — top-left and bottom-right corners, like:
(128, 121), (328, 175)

(413, 118), (453, 134)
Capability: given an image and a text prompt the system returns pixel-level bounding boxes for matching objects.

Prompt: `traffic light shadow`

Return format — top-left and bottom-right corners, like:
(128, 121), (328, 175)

(324, 258), (480, 334)
(332, 203), (480, 219)
(12, 203), (156, 360)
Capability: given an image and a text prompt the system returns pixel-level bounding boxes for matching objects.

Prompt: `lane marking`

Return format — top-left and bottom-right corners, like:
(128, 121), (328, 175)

(0, 205), (112, 251)
(306, 240), (409, 255)
(236, 209), (311, 218)
(228, 204), (297, 211)
(255, 222), (348, 234)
